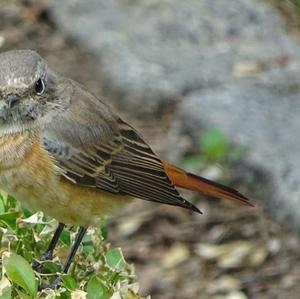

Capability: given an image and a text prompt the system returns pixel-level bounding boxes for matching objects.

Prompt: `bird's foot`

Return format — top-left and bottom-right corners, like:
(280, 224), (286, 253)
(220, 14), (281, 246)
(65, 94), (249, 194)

(32, 251), (53, 273)
(32, 260), (44, 273)
(39, 276), (61, 290)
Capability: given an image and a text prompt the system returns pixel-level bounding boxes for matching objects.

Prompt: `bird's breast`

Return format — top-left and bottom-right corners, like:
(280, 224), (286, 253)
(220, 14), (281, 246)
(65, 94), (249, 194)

(0, 132), (64, 213)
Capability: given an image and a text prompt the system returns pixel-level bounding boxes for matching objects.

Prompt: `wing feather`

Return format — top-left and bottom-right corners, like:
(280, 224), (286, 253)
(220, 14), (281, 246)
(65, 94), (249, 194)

(42, 82), (199, 212)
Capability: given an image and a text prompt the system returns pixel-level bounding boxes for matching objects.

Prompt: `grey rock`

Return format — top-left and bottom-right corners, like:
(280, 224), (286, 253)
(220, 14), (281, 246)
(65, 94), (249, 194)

(177, 75), (300, 226)
(48, 0), (288, 114)
(48, 0), (300, 229)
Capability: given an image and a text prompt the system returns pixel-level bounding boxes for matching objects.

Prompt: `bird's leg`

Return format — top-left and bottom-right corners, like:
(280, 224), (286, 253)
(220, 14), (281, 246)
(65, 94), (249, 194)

(62, 226), (87, 273)
(33, 222), (65, 273)
(48, 226), (87, 289)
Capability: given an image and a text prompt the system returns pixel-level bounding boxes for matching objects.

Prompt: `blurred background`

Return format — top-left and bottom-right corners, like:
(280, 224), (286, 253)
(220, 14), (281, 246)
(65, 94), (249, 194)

(1, 0), (300, 298)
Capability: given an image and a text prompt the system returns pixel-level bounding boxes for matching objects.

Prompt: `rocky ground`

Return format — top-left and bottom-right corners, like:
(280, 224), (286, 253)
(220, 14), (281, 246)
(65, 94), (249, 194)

(1, 1), (300, 298)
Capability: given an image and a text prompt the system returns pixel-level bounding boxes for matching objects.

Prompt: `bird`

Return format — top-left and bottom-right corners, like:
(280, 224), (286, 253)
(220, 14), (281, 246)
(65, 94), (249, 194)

(0, 49), (252, 282)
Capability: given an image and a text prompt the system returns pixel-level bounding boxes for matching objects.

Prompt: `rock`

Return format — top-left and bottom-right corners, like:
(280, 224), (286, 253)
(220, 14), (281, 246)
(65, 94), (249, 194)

(47, 0), (300, 229)
(177, 77), (300, 228)
(48, 0), (287, 116)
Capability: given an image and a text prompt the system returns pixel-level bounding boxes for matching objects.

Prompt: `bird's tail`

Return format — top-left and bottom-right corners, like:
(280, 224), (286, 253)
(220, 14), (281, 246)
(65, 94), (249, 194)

(163, 162), (253, 206)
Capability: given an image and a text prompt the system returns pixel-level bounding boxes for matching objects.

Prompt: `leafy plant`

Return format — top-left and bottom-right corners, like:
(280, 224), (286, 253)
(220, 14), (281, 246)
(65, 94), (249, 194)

(0, 192), (147, 299)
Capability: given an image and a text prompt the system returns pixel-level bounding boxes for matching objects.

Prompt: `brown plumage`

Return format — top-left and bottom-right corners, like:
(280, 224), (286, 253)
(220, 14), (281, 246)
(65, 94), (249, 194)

(0, 49), (252, 278)
(0, 50), (252, 225)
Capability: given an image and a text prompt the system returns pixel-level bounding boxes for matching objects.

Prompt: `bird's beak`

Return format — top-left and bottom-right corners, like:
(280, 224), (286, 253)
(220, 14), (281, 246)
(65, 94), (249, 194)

(5, 93), (21, 109)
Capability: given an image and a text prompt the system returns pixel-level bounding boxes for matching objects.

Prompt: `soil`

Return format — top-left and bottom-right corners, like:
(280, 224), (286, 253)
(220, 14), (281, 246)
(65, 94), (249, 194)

(1, 1), (300, 298)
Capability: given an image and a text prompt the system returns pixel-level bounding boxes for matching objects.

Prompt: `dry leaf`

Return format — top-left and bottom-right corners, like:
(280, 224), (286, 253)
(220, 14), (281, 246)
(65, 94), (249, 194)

(207, 275), (241, 294)
(162, 243), (190, 268)
(71, 290), (87, 299)
(21, 211), (45, 224)
(118, 217), (144, 236)
(195, 241), (268, 269)
(212, 290), (248, 299)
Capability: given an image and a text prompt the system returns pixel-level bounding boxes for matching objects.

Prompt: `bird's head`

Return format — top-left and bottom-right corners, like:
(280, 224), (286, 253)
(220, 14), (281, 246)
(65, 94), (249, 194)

(0, 49), (67, 135)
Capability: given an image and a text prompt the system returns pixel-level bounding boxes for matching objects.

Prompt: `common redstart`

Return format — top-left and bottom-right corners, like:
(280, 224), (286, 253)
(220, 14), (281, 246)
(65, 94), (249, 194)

(0, 50), (251, 284)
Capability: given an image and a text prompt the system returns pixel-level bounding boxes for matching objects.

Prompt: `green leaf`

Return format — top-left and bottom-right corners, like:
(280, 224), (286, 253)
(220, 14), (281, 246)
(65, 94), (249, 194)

(87, 277), (109, 299)
(83, 245), (95, 255)
(82, 234), (95, 255)
(2, 252), (37, 298)
(99, 218), (108, 239)
(21, 209), (33, 219)
(15, 289), (31, 299)
(82, 234), (93, 245)
(0, 198), (5, 215)
(42, 261), (62, 274)
(0, 212), (19, 230)
(5, 196), (16, 209)
(60, 230), (71, 246)
(0, 191), (8, 207)
(105, 248), (127, 271)
(200, 128), (230, 161)
(100, 226), (108, 240)
(62, 275), (77, 291)
(57, 292), (70, 299)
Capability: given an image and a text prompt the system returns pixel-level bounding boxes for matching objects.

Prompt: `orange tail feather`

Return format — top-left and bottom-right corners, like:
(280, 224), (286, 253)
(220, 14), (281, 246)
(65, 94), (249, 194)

(163, 162), (253, 207)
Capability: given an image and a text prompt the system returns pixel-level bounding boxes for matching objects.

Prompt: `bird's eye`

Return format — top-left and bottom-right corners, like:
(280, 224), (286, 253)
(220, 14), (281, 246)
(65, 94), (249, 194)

(35, 78), (45, 95)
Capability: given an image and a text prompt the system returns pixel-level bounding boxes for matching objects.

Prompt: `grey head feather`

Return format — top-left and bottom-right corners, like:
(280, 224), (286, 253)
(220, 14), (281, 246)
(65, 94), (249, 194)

(0, 49), (46, 92)
(0, 49), (68, 134)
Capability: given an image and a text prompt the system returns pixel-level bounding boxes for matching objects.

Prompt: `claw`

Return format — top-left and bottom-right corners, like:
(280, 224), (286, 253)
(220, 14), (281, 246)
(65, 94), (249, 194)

(32, 260), (44, 273)
(32, 251), (53, 273)
(39, 276), (61, 290)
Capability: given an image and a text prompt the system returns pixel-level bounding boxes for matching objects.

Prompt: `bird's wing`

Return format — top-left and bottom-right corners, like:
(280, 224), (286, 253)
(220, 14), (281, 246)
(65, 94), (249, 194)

(42, 82), (199, 212)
